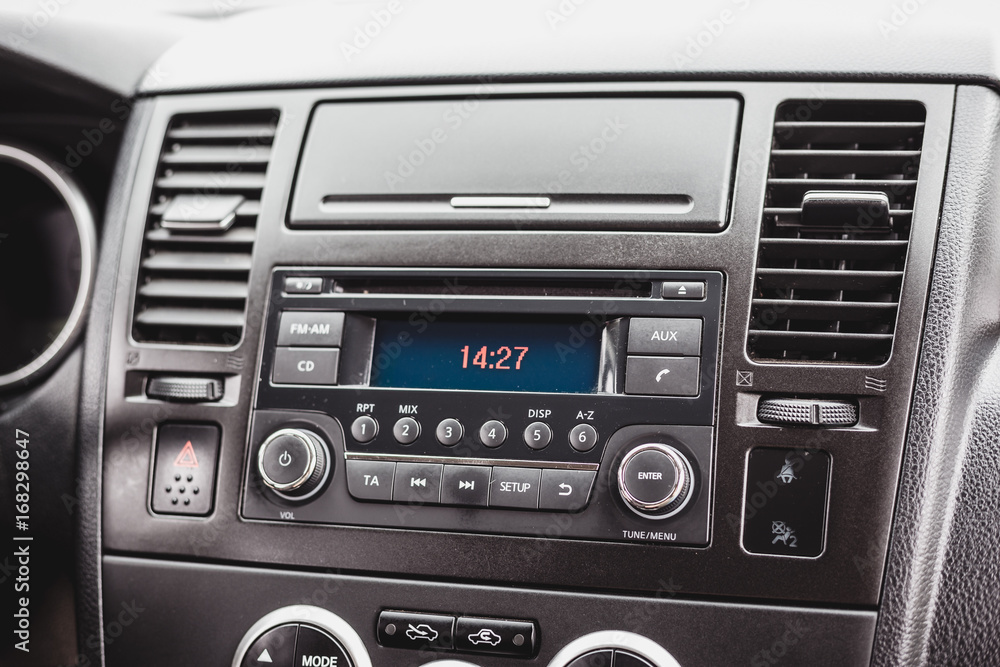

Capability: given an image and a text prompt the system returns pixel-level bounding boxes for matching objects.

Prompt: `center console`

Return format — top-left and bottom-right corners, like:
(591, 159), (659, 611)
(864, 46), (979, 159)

(95, 80), (954, 666)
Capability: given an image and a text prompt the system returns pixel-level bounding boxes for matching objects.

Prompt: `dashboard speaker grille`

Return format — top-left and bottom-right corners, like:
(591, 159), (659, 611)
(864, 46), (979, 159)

(747, 100), (925, 364)
(132, 109), (278, 345)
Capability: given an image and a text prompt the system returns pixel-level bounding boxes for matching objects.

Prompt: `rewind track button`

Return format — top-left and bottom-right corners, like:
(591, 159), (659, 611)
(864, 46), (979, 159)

(392, 462), (443, 505)
(441, 465), (491, 507)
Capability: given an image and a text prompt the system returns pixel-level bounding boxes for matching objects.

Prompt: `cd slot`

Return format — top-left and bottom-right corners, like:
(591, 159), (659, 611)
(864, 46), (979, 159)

(334, 277), (653, 298)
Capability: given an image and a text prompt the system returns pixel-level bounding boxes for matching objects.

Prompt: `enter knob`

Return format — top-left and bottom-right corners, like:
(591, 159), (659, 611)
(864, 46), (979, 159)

(257, 428), (330, 500)
(617, 443), (694, 519)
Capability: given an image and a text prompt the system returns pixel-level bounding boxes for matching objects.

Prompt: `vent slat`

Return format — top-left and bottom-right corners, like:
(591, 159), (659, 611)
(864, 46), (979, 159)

(749, 101), (924, 364)
(161, 144), (273, 165)
(133, 109), (279, 345)
(135, 306), (246, 329)
(155, 171), (267, 191)
(771, 149), (921, 175)
(167, 123), (277, 141)
(748, 330), (894, 353)
(142, 251), (252, 273)
(139, 279), (250, 300)
(767, 178), (917, 203)
(772, 121), (925, 144)
(759, 238), (908, 261)
(145, 227), (257, 245)
(150, 198), (261, 217)
(751, 298), (898, 321)
(756, 268), (902, 291)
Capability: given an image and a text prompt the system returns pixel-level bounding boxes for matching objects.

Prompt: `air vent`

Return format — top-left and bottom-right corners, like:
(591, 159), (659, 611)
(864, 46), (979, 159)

(132, 110), (279, 345)
(747, 101), (925, 364)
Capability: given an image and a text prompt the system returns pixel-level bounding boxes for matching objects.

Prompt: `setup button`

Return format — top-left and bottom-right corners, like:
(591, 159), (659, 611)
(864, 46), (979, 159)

(489, 467), (540, 509)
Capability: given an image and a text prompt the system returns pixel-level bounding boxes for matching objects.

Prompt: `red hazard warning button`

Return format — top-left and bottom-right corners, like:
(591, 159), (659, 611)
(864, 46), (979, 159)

(151, 424), (220, 516)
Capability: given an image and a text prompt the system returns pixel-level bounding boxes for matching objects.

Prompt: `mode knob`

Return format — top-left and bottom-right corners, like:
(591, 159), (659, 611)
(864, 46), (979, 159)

(617, 443), (694, 519)
(257, 428), (330, 501)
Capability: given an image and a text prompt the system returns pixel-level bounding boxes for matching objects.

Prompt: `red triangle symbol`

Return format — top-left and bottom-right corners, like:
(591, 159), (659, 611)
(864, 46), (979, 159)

(174, 441), (199, 468)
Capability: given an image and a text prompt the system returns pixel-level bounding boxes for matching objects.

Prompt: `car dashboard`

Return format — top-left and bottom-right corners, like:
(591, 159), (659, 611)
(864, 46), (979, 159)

(1, 2), (1000, 666)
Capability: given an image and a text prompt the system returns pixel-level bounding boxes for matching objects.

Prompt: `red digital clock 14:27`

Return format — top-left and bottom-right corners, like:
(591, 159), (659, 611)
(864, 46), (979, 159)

(460, 345), (529, 370)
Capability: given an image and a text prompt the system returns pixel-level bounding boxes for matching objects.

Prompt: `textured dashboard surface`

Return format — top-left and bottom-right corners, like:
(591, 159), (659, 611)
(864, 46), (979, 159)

(874, 85), (1000, 665)
(142, 0), (1000, 94)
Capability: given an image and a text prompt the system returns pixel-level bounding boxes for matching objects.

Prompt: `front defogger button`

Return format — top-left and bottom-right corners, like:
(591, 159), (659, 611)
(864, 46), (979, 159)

(617, 443), (693, 519)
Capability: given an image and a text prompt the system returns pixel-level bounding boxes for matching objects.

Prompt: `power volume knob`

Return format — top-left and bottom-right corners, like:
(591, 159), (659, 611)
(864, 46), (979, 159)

(617, 443), (695, 519)
(257, 428), (330, 501)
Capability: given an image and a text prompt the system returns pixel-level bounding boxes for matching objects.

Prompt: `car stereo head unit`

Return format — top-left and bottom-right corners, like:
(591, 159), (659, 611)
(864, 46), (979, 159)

(243, 268), (721, 547)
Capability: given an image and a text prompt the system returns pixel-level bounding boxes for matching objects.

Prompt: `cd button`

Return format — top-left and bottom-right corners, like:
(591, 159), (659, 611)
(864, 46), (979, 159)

(350, 415), (378, 443)
(436, 418), (464, 446)
(489, 467), (540, 509)
(479, 420), (507, 448)
(272, 347), (339, 385)
(392, 462), (443, 505)
(393, 417), (420, 445)
(441, 465), (491, 506)
(523, 421), (553, 450)
(568, 423), (599, 453)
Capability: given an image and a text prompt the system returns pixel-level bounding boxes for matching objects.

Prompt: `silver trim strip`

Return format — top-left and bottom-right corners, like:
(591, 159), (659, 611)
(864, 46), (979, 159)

(345, 451), (599, 471)
(450, 195), (551, 208)
(617, 443), (695, 519)
(0, 144), (96, 389)
(547, 630), (682, 667)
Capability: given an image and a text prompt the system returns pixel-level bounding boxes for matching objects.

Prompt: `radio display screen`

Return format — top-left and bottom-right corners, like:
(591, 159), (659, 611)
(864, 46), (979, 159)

(369, 316), (601, 393)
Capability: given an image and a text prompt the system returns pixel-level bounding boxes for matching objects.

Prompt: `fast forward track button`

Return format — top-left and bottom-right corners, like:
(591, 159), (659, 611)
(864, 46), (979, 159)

(441, 465), (491, 507)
